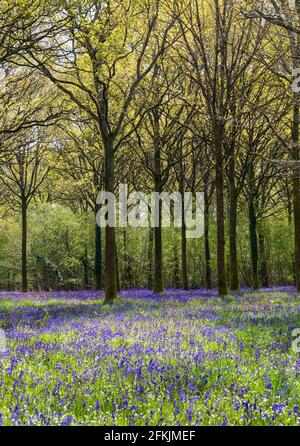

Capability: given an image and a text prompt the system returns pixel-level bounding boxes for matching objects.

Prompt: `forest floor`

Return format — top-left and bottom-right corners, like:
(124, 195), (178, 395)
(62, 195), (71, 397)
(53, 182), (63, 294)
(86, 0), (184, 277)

(0, 287), (300, 426)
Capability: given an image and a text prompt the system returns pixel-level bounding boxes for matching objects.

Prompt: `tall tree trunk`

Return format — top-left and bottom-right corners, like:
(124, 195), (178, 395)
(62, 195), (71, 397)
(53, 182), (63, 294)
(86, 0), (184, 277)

(248, 195), (259, 290)
(258, 222), (269, 287)
(153, 114), (164, 293)
(123, 229), (132, 289)
(115, 236), (120, 292)
(174, 243), (181, 288)
(180, 182), (188, 290)
(104, 136), (117, 303)
(94, 203), (102, 290)
(292, 100), (300, 292)
(214, 122), (228, 296)
(83, 245), (89, 288)
(229, 196), (239, 290)
(181, 219), (189, 290)
(21, 197), (28, 292)
(292, 11), (300, 291)
(178, 143), (189, 290)
(153, 200), (163, 292)
(147, 228), (153, 289)
(204, 174), (212, 289)
(228, 138), (239, 291)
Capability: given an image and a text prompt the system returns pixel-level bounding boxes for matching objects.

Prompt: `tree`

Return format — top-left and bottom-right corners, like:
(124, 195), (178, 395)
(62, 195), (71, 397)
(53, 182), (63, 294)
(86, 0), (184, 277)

(22, 0), (178, 302)
(179, 0), (266, 295)
(132, 58), (194, 292)
(55, 119), (105, 290)
(248, 0), (300, 291)
(0, 127), (56, 291)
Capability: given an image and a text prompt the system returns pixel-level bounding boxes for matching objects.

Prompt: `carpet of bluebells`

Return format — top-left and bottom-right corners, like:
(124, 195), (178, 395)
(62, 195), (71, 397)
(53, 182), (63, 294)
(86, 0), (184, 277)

(0, 287), (300, 426)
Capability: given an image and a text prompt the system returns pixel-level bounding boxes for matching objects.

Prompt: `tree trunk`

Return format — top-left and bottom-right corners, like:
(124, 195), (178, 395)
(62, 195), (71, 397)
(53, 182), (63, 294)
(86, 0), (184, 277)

(21, 197), (28, 292)
(248, 195), (259, 290)
(174, 243), (181, 288)
(123, 229), (132, 289)
(204, 175), (212, 289)
(258, 222), (269, 287)
(228, 193), (239, 290)
(292, 13), (300, 291)
(147, 228), (153, 290)
(104, 136), (117, 303)
(153, 115), (164, 293)
(83, 245), (89, 288)
(178, 145), (189, 290)
(292, 102), (300, 292)
(181, 220), (189, 290)
(228, 139), (239, 291)
(214, 123), (228, 296)
(115, 236), (121, 292)
(153, 201), (163, 292)
(94, 203), (102, 290)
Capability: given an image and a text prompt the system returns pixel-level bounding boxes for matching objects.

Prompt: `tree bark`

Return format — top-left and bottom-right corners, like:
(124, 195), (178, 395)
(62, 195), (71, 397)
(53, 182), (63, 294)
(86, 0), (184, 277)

(227, 139), (239, 291)
(258, 223), (269, 288)
(153, 113), (164, 293)
(248, 195), (259, 290)
(214, 122), (228, 296)
(178, 146), (189, 290)
(174, 243), (181, 288)
(153, 201), (163, 292)
(181, 219), (189, 290)
(21, 197), (28, 292)
(83, 245), (89, 288)
(104, 136), (117, 303)
(228, 193), (239, 290)
(115, 236), (120, 292)
(147, 228), (153, 290)
(292, 102), (300, 292)
(123, 229), (132, 289)
(204, 174), (212, 289)
(292, 7), (300, 292)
